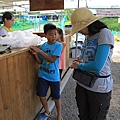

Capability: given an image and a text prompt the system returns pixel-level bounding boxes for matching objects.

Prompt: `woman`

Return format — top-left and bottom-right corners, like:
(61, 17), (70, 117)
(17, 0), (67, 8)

(70, 7), (114, 120)
(0, 12), (14, 37)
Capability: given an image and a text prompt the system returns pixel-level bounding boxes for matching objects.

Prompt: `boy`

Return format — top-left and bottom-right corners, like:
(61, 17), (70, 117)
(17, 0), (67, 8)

(30, 23), (63, 120)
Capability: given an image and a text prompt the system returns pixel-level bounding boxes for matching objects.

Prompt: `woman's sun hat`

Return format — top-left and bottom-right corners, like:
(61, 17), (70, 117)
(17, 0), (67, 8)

(70, 7), (102, 36)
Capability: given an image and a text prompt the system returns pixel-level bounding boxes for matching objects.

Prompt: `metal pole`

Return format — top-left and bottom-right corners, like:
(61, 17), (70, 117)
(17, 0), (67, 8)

(85, 0), (88, 8)
(75, 0), (79, 58)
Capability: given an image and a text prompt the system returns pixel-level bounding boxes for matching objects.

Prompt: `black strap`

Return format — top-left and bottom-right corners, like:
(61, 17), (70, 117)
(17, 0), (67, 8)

(97, 75), (110, 78)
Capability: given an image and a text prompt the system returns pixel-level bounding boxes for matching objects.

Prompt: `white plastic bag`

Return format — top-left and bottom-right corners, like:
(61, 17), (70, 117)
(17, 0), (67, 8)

(0, 30), (42, 48)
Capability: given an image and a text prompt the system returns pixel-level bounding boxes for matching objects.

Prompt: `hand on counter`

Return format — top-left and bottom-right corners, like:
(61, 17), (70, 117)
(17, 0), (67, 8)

(29, 46), (42, 64)
(29, 46), (40, 55)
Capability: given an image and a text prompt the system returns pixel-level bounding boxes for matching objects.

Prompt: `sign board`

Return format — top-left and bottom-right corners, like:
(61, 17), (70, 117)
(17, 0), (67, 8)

(97, 9), (120, 17)
(30, 0), (79, 11)
(30, 0), (64, 11)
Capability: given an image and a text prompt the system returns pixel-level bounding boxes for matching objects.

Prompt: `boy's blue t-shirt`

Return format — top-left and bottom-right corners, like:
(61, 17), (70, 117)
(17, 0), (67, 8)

(38, 41), (62, 82)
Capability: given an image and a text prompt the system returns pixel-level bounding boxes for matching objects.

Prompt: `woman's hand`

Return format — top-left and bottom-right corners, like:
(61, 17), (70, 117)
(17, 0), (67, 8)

(70, 61), (79, 69)
(73, 56), (83, 62)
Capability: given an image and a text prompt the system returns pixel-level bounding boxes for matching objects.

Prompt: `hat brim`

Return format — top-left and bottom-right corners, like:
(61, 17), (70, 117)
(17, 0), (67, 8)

(70, 16), (102, 36)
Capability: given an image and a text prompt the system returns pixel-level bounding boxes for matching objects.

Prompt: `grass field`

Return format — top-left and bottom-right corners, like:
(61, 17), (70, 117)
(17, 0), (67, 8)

(11, 19), (68, 31)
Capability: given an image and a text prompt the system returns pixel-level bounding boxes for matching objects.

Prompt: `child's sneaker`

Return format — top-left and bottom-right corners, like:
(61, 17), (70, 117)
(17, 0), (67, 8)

(38, 112), (51, 120)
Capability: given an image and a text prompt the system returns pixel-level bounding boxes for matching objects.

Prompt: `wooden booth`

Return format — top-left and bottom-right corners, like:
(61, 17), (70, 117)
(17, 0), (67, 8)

(0, 0), (71, 120)
(0, 35), (71, 120)
(0, 48), (41, 120)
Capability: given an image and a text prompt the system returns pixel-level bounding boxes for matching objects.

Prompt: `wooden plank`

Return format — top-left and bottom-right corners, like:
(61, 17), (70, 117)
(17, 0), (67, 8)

(27, 51), (40, 119)
(65, 35), (70, 67)
(27, 52), (36, 118)
(0, 59), (12, 120)
(18, 52), (29, 119)
(11, 55), (22, 120)
(33, 32), (45, 37)
(30, 0), (64, 11)
(23, 52), (32, 120)
(0, 77), (4, 120)
(7, 56), (15, 120)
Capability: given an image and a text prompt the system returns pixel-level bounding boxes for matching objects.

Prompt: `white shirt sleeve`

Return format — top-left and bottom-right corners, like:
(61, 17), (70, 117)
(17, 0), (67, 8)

(0, 28), (8, 36)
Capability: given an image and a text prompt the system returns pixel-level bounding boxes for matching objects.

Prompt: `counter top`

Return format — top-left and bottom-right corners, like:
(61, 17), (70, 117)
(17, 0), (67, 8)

(0, 34), (70, 61)
(0, 47), (30, 60)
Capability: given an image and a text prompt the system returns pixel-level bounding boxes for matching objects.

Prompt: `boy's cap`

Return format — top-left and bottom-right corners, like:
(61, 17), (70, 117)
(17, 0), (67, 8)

(70, 7), (102, 36)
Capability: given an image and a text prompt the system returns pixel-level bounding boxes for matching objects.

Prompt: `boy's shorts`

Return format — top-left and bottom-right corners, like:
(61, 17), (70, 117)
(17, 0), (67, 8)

(36, 77), (60, 99)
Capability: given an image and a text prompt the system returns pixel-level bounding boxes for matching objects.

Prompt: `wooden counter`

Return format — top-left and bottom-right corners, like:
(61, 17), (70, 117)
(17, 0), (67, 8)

(0, 48), (41, 120)
(0, 34), (71, 120)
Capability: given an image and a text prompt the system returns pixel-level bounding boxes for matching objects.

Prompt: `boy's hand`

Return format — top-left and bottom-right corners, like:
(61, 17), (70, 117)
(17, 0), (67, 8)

(29, 48), (37, 55)
(29, 46), (42, 64)
(30, 46), (40, 53)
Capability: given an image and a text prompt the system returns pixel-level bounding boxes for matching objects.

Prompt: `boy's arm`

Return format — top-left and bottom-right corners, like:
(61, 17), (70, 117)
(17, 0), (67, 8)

(34, 54), (42, 64)
(30, 46), (58, 63)
(29, 47), (42, 64)
(38, 50), (58, 62)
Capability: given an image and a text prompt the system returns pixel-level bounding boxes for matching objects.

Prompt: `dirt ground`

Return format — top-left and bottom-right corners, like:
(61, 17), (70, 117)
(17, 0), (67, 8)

(48, 41), (120, 120)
